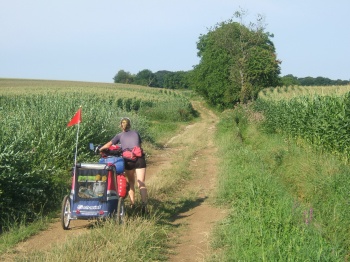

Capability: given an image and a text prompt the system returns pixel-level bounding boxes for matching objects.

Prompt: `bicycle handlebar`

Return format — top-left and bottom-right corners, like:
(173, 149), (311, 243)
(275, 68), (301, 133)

(96, 145), (122, 157)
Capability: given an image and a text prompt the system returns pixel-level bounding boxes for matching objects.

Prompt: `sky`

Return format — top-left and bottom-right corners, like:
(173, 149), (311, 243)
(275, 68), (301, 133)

(1, 0), (349, 83)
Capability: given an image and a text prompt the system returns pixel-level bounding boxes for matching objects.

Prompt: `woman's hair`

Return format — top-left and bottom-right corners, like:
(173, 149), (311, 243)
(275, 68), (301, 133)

(120, 117), (131, 130)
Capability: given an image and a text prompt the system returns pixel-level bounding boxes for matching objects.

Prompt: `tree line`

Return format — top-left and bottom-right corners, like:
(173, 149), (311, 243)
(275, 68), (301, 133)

(281, 74), (350, 87)
(113, 9), (349, 109)
(113, 69), (191, 89)
(114, 70), (349, 90)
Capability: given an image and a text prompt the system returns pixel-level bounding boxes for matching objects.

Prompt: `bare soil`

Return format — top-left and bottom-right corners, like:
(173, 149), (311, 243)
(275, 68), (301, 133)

(3, 101), (226, 262)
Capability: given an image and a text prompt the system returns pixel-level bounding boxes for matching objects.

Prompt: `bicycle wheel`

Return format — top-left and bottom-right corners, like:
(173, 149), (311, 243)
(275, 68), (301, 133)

(61, 195), (71, 230)
(115, 197), (125, 224)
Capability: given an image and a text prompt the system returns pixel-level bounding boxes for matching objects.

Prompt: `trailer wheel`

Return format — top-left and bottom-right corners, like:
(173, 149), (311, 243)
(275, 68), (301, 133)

(61, 195), (71, 230)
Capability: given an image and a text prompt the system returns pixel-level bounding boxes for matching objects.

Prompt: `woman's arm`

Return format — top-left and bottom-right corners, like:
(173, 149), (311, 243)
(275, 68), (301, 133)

(99, 141), (112, 151)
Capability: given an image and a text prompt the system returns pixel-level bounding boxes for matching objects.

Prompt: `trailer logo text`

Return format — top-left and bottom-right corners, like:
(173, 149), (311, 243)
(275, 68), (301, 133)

(77, 205), (102, 210)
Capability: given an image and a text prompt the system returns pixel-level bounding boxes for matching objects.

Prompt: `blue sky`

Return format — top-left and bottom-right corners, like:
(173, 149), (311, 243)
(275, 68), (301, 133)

(1, 0), (349, 83)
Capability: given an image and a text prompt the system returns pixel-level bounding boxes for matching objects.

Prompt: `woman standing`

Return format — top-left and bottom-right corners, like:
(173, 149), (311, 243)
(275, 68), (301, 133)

(100, 117), (148, 214)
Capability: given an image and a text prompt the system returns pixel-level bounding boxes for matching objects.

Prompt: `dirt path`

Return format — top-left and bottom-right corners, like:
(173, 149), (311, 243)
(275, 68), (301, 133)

(3, 101), (226, 261)
(165, 101), (226, 261)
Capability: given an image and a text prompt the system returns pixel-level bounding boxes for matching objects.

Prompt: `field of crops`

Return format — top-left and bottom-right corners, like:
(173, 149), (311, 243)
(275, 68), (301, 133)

(256, 85), (350, 161)
(259, 84), (350, 100)
(0, 79), (197, 229)
(0, 78), (176, 96)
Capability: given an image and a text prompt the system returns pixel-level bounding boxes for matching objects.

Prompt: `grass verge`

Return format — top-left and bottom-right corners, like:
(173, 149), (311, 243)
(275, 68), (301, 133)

(211, 105), (350, 261)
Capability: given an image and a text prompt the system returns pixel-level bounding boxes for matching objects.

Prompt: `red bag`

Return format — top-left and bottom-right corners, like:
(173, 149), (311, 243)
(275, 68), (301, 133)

(132, 146), (142, 157)
(122, 146), (142, 161)
(117, 174), (127, 198)
(109, 144), (121, 151)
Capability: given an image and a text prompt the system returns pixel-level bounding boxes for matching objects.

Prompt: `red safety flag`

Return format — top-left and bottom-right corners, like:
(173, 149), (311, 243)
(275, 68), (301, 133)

(67, 108), (82, 127)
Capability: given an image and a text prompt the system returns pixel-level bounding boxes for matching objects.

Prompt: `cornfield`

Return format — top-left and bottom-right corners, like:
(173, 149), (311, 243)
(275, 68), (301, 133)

(259, 84), (350, 100)
(0, 79), (196, 228)
(256, 86), (350, 160)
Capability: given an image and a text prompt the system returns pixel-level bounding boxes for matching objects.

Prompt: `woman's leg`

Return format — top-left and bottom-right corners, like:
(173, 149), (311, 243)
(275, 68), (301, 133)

(135, 167), (148, 204)
(125, 169), (135, 205)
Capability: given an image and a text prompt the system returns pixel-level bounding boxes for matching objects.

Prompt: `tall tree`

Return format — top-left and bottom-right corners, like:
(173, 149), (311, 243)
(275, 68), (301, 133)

(113, 70), (134, 84)
(134, 69), (157, 87)
(163, 71), (190, 89)
(281, 74), (299, 86)
(154, 70), (171, 87)
(191, 10), (281, 108)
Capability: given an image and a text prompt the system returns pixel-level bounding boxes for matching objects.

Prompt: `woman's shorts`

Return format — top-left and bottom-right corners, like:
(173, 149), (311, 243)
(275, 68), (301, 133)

(124, 155), (146, 170)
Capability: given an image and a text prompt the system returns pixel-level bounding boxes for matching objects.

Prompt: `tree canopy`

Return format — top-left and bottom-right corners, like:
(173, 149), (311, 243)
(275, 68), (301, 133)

(134, 69), (157, 87)
(190, 11), (281, 108)
(113, 70), (134, 84)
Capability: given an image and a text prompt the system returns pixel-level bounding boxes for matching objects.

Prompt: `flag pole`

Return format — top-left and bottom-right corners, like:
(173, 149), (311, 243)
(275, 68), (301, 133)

(72, 122), (79, 202)
(67, 106), (82, 177)
(73, 121), (80, 174)
(67, 106), (82, 202)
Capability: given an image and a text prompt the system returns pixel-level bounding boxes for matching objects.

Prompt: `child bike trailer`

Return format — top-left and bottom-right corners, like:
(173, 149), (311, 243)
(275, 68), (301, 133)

(61, 159), (127, 230)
